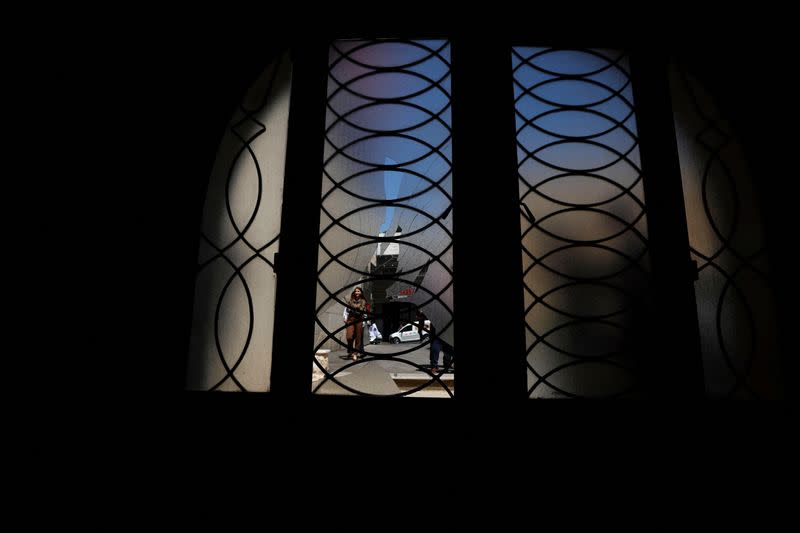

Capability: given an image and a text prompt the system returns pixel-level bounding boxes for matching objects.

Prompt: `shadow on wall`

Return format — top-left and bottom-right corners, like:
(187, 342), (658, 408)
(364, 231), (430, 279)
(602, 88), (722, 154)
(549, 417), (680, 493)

(669, 60), (784, 398)
(523, 194), (651, 398)
(186, 53), (292, 392)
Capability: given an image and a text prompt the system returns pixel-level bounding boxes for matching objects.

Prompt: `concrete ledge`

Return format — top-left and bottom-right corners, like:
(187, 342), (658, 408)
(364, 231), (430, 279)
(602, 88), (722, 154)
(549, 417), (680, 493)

(312, 349), (331, 381)
(391, 372), (454, 381)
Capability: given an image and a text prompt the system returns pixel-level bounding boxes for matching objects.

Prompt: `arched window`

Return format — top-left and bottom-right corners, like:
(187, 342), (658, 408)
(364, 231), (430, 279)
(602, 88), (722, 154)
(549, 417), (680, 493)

(186, 37), (787, 399)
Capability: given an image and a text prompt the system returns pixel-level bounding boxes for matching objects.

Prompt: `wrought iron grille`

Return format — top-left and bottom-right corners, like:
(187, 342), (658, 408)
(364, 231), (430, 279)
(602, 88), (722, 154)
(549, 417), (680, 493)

(186, 54), (291, 391)
(669, 63), (783, 398)
(513, 47), (652, 398)
(312, 39), (455, 397)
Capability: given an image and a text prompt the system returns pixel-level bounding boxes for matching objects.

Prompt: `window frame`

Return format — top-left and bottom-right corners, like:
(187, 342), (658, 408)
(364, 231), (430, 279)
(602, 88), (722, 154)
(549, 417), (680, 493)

(251, 36), (707, 401)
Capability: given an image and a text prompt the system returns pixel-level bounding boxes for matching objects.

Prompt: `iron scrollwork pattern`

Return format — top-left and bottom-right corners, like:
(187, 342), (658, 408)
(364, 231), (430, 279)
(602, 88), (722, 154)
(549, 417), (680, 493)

(513, 47), (652, 398)
(187, 54), (292, 391)
(313, 39), (455, 396)
(669, 63), (782, 398)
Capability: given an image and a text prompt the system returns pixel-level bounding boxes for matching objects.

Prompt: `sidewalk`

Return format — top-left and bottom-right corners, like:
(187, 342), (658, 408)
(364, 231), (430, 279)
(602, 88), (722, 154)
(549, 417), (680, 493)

(313, 342), (455, 397)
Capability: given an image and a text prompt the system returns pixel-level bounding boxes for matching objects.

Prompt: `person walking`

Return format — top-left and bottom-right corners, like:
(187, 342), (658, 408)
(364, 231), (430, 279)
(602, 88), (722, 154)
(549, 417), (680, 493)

(368, 321), (382, 344)
(343, 286), (368, 361)
(415, 309), (453, 375)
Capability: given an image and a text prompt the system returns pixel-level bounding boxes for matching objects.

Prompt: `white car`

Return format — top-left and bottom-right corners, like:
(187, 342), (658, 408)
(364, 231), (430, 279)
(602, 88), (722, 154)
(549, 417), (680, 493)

(389, 321), (430, 344)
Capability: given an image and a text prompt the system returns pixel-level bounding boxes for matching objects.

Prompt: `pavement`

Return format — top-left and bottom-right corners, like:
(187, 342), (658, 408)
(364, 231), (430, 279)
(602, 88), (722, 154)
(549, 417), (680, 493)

(312, 341), (455, 397)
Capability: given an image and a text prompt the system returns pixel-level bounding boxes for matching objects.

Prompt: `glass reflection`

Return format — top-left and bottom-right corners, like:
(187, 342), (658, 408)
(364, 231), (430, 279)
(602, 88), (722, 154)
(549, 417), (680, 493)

(513, 47), (651, 398)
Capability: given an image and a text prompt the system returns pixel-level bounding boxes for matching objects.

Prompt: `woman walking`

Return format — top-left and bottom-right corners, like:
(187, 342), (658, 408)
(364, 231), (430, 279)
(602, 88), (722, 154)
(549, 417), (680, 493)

(343, 286), (368, 361)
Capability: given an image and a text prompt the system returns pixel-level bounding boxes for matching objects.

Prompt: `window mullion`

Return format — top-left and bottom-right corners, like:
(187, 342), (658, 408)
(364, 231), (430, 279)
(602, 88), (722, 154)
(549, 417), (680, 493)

(450, 36), (528, 401)
(629, 51), (705, 397)
(271, 41), (330, 397)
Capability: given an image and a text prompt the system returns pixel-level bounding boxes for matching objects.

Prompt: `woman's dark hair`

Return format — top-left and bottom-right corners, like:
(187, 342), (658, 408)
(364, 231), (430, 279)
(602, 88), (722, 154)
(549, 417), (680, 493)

(350, 286), (364, 300)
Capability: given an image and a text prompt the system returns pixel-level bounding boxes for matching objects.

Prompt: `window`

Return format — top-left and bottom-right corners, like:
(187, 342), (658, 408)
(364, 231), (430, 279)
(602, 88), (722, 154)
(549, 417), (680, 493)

(512, 47), (649, 398)
(668, 60), (783, 398)
(186, 38), (786, 399)
(186, 52), (292, 392)
(311, 39), (455, 397)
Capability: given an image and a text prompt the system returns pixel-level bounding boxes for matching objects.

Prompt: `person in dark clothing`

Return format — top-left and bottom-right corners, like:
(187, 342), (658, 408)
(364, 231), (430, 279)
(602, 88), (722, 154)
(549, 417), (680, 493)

(415, 309), (453, 375)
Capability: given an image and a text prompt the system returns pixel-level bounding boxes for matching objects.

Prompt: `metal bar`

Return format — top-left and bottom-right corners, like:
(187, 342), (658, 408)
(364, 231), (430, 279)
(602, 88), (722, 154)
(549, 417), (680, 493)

(629, 50), (705, 398)
(450, 36), (528, 401)
(270, 41), (330, 397)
